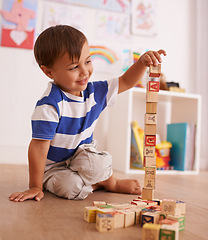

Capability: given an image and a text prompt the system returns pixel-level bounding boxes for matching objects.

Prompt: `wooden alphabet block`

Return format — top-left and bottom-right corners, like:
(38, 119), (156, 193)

(176, 200), (186, 215)
(142, 188), (154, 200)
(84, 206), (98, 223)
(141, 211), (160, 227)
(118, 210), (135, 227)
(159, 220), (179, 240)
(145, 167), (156, 179)
(143, 156), (156, 167)
(131, 200), (148, 208)
(143, 146), (155, 157)
(142, 223), (160, 240)
(144, 178), (155, 189)
(147, 81), (160, 92)
(93, 201), (106, 207)
(145, 124), (157, 135)
(110, 211), (125, 229)
(149, 64), (161, 78)
(145, 114), (157, 124)
(145, 135), (156, 146)
(96, 213), (114, 232)
(146, 92), (158, 103)
(161, 199), (177, 216)
(146, 102), (157, 114)
(167, 215), (185, 231)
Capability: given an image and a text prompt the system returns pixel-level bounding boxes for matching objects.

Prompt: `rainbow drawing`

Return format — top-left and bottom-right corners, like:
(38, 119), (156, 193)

(133, 51), (140, 63)
(90, 46), (118, 64)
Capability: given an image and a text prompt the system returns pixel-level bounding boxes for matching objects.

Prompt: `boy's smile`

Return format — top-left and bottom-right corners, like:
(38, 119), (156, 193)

(42, 41), (93, 97)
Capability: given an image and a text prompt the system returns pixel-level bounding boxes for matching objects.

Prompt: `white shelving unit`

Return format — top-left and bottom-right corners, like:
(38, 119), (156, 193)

(107, 87), (201, 175)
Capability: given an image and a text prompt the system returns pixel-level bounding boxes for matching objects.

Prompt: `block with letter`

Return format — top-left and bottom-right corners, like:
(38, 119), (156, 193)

(149, 64), (161, 78)
(110, 211), (125, 229)
(144, 178), (155, 190)
(167, 215), (185, 231)
(145, 167), (156, 179)
(161, 199), (177, 216)
(146, 102), (157, 114)
(144, 146), (156, 157)
(96, 213), (114, 232)
(159, 219), (179, 240)
(145, 135), (156, 146)
(176, 200), (186, 215)
(142, 188), (154, 200)
(84, 206), (98, 223)
(143, 156), (156, 167)
(145, 114), (157, 124)
(142, 223), (160, 240)
(141, 211), (160, 227)
(146, 92), (158, 103)
(147, 81), (160, 92)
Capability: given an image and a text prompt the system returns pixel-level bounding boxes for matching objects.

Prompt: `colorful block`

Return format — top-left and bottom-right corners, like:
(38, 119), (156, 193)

(142, 223), (160, 240)
(93, 201), (106, 207)
(145, 135), (156, 146)
(84, 206), (98, 223)
(167, 215), (185, 231)
(141, 211), (160, 227)
(149, 64), (161, 78)
(147, 81), (160, 92)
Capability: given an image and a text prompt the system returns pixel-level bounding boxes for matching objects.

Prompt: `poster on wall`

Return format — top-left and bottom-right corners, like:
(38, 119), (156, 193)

(0, 0), (37, 49)
(42, 1), (87, 35)
(95, 10), (131, 43)
(48, 0), (131, 13)
(131, 0), (157, 36)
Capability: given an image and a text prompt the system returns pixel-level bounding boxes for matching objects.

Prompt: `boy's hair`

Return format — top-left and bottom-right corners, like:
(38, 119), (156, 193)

(34, 25), (87, 68)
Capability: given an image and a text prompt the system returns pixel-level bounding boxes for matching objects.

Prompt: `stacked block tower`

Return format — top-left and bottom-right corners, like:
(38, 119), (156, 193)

(142, 64), (161, 201)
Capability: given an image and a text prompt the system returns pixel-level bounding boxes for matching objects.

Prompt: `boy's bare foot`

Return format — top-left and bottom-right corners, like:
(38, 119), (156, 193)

(93, 174), (141, 195)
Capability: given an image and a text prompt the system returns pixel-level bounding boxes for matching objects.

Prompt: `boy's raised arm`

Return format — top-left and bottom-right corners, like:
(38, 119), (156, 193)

(9, 139), (50, 202)
(118, 49), (166, 94)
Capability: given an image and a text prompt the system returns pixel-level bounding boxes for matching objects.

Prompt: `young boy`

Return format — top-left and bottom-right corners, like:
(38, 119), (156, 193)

(9, 25), (166, 202)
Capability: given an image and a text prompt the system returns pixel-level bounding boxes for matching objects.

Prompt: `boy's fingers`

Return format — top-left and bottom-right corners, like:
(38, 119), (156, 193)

(35, 191), (44, 201)
(158, 49), (167, 56)
(9, 192), (21, 200)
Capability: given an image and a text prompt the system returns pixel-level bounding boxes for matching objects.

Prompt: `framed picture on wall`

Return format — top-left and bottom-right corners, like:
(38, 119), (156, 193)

(131, 0), (157, 37)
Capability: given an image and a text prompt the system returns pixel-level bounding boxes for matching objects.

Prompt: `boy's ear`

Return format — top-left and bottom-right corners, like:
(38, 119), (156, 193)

(40, 65), (53, 79)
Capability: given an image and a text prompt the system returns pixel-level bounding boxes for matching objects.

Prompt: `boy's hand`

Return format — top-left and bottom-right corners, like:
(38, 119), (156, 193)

(139, 49), (167, 67)
(9, 187), (44, 202)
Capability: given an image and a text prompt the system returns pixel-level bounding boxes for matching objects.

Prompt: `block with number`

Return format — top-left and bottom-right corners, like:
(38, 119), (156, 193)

(149, 64), (161, 78)
(144, 146), (155, 157)
(145, 135), (156, 146)
(143, 156), (156, 167)
(147, 81), (160, 92)
(96, 213), (114, 232)
(145, 114), (157, 124)
(142, 223), (160, 240)
(146, 102), (157, 114)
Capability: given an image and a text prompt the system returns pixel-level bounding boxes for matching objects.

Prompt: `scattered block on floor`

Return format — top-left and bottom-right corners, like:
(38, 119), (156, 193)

(110, 211), (125, 229)
(167, 215), (185, 231)
(176, 200), (186, 215)
(142, 188), (154, 200)
(162, 199), (178, 216)
(142, 223), (160, 240)
(84, 206), (98, 223)
(96, 213), (114, 232)
(159, 219), (179, 240)
(93, 201), (106, 207)
(141, 211), (160, 227)
(118, 209), (135, 227)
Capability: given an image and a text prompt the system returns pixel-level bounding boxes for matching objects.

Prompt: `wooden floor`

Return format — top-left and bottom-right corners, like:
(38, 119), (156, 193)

(1, 164), (208, 240)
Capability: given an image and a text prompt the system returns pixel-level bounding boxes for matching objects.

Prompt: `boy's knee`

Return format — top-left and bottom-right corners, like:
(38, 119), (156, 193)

(45, 171), (84, 200)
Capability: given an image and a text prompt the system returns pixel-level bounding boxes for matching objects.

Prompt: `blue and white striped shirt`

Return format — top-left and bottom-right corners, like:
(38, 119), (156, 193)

(31, 78), (118, 166)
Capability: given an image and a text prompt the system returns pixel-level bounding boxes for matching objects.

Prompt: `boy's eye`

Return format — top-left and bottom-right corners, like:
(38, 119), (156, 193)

(69, 65), (78, 70)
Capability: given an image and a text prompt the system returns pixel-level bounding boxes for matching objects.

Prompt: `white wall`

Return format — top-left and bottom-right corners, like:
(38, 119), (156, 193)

(0, 0), (204, 168)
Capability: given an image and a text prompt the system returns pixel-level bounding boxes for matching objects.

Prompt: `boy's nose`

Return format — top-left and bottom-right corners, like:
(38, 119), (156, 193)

(80, 66), (88, 77)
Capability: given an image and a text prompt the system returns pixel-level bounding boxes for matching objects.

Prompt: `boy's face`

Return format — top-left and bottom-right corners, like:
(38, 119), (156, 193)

(42, 41), (93, 96)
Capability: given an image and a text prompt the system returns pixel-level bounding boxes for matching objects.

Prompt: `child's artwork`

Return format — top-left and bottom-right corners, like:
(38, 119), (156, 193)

(90, 45), (120, 74)
(0, 0), (37, 49)
(95, 10), (131, 43)
(49, 0), (131, 13)
(131, 0), (157, 36)
(42, 1), (87, 35)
